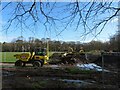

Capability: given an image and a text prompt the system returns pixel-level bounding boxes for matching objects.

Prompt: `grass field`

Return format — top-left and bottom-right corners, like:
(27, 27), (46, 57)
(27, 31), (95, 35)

(0, 52), (23, 62)
(0, 52), (53, 63)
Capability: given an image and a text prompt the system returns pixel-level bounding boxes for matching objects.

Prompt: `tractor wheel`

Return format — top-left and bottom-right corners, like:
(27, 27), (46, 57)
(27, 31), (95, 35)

(40, 60), (44, 67)
(15, 60), (23, 66)
(33, 61), (42, 67)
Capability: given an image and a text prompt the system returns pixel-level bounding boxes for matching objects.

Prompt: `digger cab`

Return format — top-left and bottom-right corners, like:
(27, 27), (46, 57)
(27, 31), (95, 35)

(33, 48), (48, 64)
(34, 48), (46, 56)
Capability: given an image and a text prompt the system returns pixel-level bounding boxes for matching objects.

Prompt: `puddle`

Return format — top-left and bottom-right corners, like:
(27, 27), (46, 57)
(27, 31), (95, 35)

(49, 77), (95, 85)
(60, 79), (88, 83)
(77, 63), (109, 72)
(51, 65), (59, 69)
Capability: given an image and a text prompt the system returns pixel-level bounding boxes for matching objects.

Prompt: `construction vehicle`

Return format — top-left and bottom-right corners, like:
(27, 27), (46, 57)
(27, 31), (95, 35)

(14, 48), (49, 67)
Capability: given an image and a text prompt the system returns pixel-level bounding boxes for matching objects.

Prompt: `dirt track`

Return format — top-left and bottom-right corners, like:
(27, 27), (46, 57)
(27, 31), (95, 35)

(1, 62), (119, 89)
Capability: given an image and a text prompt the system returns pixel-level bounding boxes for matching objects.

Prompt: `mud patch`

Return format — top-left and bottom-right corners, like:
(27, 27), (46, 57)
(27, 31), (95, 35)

(2, 63), (119, 89)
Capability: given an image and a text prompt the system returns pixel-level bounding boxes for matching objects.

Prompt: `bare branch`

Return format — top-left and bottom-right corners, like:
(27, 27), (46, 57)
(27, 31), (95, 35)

(0, 2), (12, 11)
(1, 1), (119, 40)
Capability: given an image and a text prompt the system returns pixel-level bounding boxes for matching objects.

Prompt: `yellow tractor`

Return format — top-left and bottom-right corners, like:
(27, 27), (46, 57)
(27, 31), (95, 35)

(14, 48), (49, 67)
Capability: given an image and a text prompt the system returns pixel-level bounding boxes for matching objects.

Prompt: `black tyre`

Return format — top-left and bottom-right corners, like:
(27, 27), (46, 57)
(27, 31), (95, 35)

(33, 61), (42, 67)
(15, 60), (23, 66)
(40, 60), (44, 67)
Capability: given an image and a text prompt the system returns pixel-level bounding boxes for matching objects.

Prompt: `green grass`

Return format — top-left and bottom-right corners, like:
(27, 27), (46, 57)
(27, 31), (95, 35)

(0, 52), (53, 63)
(0, 52), (22, 62)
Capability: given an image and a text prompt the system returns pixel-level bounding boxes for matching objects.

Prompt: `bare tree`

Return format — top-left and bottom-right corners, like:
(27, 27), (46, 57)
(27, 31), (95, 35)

(60, 1), (119, 37)
(1, 1), (119, 38)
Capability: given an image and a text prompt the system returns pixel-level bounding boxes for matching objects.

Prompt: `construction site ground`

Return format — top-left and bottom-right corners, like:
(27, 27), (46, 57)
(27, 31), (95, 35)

(1, 63), (119, 90)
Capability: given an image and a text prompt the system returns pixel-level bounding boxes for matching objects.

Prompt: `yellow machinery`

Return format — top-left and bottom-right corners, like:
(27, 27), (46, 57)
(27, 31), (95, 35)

(14, 48), (49, 67)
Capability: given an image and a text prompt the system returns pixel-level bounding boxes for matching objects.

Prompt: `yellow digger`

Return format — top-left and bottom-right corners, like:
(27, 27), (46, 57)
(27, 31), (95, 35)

(14, 48), (49, 67)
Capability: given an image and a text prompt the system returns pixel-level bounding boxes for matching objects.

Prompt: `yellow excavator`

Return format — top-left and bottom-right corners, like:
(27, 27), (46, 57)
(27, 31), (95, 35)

(14, 47), (49, 67)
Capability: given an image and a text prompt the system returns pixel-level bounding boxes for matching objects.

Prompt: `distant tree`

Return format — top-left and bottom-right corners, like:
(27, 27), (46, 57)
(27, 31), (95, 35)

(15, 39), (23, 52)
(53, 41), (61, 51)
(117, 31), (120, 51)
(84, 40), (105, 51)
(109, 31), (120, 51)
(34, 38), (42, 47)
(0, 42), (2, 52)
(2, 42), (11, 52)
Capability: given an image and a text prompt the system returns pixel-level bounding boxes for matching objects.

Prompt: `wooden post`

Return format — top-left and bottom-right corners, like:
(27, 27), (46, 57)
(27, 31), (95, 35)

(101, 52), (104, 88)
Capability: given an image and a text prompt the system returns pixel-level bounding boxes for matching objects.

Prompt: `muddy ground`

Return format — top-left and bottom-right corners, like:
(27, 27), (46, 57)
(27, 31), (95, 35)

(1, 63), (119, 90)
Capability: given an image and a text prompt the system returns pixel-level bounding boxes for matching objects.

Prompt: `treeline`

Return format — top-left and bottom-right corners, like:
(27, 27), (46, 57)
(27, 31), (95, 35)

(1, 31), (120, 52)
